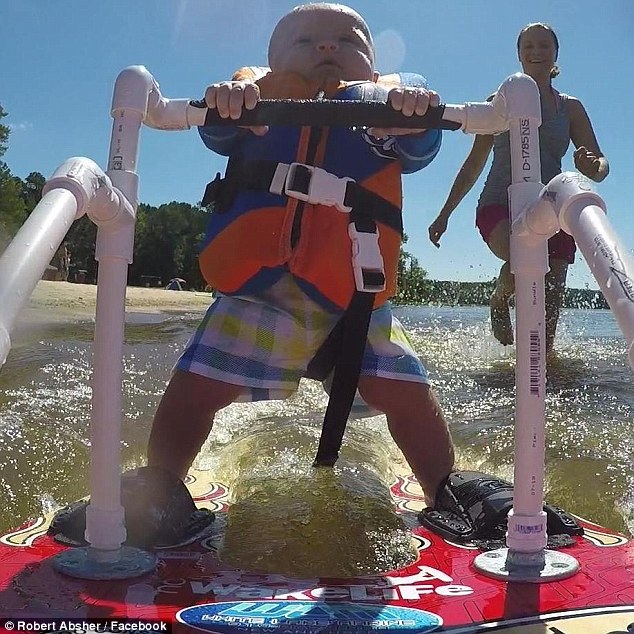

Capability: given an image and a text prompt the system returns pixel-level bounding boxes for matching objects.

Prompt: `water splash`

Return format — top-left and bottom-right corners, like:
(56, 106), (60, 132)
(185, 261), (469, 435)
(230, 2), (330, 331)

(1, 304), (632, 548)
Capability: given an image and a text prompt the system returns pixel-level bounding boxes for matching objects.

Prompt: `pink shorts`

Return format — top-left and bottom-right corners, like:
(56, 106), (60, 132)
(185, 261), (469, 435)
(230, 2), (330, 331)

(476, 204), (576, 264)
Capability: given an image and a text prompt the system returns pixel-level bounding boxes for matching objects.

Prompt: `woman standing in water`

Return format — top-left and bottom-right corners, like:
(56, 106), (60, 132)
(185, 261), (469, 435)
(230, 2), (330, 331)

(428, 23), (609, 353)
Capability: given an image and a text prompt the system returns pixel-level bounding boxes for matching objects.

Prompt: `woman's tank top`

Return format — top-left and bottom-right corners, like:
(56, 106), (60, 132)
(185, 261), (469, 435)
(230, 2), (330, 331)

(477, 90), (570, 209)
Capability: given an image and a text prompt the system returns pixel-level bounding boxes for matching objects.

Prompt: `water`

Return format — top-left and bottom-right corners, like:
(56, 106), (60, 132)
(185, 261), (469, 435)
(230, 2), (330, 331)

(0, 305), (632, 576)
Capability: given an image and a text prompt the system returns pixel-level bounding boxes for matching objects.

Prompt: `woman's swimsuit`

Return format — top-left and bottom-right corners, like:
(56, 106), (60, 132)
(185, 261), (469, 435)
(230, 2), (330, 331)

(476, 89), (575, 263)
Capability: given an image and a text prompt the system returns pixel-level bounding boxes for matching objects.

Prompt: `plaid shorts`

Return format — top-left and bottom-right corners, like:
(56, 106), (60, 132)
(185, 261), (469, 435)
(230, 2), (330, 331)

(176, 273), (429, 401)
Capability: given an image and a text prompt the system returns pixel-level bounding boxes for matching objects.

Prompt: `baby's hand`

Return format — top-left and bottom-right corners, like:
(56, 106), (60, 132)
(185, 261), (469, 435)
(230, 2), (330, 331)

(369, 87), (440, 138)
(204, 80), (268, 135)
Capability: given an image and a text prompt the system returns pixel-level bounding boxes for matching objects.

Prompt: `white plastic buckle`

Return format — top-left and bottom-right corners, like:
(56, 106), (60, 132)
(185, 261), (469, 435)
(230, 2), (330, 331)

(348, 223), (386, 293)
(285, 162), (353, 213)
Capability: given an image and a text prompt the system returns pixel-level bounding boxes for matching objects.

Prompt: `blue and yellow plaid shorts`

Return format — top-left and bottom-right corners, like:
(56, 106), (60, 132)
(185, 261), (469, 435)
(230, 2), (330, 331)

(176, 273), (429, 401)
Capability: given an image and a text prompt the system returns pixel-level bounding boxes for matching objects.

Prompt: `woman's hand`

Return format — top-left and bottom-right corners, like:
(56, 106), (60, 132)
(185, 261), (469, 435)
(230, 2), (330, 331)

(428, 214), (449, 248)
(573, 146), (606, 182)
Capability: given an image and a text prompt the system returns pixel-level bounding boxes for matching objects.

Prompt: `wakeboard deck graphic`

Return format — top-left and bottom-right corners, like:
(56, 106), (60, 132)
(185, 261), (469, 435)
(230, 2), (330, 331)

(0, 469), (632, 633)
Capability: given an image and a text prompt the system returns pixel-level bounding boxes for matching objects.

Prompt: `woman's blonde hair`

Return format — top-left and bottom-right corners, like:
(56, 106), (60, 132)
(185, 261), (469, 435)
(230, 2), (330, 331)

(517, 22), (560, 79)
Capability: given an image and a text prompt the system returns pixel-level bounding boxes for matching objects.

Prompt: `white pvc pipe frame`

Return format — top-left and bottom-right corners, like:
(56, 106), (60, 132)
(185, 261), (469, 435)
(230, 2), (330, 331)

(0, 66), (632, 558)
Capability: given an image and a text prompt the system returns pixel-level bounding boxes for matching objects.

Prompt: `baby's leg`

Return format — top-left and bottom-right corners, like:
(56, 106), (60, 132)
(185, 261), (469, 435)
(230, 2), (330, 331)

(147, 370), (243, 479)
(358, 376), (454, 507)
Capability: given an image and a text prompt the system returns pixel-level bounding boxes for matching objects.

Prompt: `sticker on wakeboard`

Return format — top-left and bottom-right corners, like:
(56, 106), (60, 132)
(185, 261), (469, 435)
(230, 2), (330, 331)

(176, 600), (443, 633)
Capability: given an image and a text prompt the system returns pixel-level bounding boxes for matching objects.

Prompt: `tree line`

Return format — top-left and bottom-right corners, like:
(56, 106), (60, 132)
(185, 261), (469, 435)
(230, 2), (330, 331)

(400, 278), (609, 310)
(0, 102), (434, 295)
(0, 103), (608, 309)
(0, 104), (214, 289)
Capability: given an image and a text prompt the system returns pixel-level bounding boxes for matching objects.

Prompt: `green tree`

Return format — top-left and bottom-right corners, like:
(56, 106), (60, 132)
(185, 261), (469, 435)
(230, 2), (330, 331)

(0, 104), (9, 156)
(19, 171), (46, 215)
(396, 249), (430, 304)
(0, 104), (27, 250)
(65, 216), (98, 282)
(129, 202), (209, 289)
(395, 233), (430, 304)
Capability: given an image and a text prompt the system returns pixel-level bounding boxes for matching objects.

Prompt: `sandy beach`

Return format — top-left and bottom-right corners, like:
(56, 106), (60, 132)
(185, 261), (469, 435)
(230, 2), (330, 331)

(24, 280), (213, 322)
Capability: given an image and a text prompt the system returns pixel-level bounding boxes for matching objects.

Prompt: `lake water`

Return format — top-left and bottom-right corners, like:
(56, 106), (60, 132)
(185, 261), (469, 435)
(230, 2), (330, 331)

(0, 304), (632, 576)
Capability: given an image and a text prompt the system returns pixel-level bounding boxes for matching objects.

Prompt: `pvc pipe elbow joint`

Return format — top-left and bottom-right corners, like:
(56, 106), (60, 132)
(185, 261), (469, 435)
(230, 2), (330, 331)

(498, 73), (541, 122)
(460, 73), (541, 135)
(510, 182), (558, 241)
(145, 93), (192, 131)
(461, 99), (509, 135)
(42, 157), (106, 220)
(88, 183), (135, 228)
(111, 65), (155, 118)
(542, 173), (606, 235)
(112, 66), (191, 130)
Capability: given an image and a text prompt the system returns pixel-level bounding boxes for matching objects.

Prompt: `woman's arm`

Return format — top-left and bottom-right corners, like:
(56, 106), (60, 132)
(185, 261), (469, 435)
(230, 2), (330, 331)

(428, 134), (493, 246)
(568, 97), (609, 182)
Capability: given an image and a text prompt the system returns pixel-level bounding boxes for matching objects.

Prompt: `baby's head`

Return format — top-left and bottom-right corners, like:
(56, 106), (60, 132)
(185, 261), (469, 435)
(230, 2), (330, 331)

(268, 3), (376, 85)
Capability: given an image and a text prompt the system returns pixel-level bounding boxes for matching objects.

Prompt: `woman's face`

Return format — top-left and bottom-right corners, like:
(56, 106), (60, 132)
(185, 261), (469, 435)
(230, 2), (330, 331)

(518, 25), (558, 78)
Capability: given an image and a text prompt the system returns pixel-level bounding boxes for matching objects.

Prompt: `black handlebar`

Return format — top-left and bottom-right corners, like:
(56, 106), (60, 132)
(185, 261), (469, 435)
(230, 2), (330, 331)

(190, 98), (461, 131)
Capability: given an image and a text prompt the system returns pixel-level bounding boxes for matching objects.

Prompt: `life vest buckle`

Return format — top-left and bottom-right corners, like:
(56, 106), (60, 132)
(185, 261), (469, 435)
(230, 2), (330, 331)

(282, 163), (353, 213)
(348, 222), (386, 293)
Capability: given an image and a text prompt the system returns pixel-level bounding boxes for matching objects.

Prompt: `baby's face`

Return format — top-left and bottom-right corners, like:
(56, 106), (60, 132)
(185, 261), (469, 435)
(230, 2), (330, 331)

(269, 8), (374, 84)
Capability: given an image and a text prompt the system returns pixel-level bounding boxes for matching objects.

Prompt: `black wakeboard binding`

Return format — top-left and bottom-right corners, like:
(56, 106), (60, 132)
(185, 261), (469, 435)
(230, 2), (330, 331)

(48, 466), (214, 549)
(418, 470), (583, 550)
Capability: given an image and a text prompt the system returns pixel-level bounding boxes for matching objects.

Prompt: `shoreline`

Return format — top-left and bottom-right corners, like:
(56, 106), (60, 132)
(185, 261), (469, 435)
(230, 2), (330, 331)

(23, 280), (213, 323)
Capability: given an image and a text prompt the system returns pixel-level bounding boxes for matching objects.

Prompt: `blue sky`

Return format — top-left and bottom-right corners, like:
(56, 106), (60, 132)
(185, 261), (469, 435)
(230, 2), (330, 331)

(2, 1), (632, 289)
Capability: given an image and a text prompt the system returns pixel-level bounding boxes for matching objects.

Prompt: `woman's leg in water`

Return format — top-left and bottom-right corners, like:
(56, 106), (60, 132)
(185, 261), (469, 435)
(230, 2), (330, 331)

(545, 258), (569, 354)
(485, 222), (569, 352)
(485, 219), (514, 345)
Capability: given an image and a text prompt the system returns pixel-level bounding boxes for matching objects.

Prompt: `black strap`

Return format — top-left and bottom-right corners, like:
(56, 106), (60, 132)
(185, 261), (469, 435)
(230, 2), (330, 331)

(343, 183), (402, 235)
(203, 158), (391, 467)
(305, 318), (344, 382)
(312, 289), (375, 467)
(307, 215), (382, 466)
(203, 160), (403, 235)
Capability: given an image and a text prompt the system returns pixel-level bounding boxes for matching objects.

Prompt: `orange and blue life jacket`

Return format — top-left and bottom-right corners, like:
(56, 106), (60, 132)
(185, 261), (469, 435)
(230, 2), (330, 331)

(198, 68), (441, 312)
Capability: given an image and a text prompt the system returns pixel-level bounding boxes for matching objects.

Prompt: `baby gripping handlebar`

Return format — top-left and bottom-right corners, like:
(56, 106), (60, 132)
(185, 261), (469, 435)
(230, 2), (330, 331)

(122, 65), (531, 136)
(188, 98), (463, 130)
